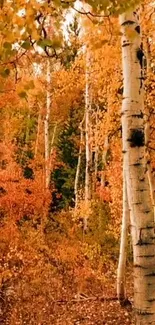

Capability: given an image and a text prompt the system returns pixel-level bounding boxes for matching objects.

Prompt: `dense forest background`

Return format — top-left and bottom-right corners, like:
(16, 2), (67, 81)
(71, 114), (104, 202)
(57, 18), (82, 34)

(0, 0), (155, 324)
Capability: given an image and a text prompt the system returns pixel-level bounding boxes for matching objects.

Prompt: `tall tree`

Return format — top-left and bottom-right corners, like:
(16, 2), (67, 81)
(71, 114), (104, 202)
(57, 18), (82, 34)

(119, 7), (155, 323)
(84, 48), (92, 232)
(74, 115), (85, 209)
(44, 59), (51, 189)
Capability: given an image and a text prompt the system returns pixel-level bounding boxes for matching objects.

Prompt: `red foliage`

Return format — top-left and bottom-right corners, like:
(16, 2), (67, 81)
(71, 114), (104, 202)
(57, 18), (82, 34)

(0, 142), (51, 221)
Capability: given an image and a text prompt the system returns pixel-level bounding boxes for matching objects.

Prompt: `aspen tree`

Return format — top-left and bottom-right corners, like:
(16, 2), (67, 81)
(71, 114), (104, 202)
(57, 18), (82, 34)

(74, 116), (85, 209)
(84, 48), (92, 232)
(44, 59), (51, 189)
(117, 169), (130, 302)
(34, 104), (42, 159)
(120, 7), (155, 324)
(93, 105), (99, 192)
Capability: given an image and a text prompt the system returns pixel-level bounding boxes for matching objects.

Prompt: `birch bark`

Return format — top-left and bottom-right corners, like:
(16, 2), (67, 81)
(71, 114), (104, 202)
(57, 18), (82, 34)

(84, 48), (92, 232)
(85, 49), (91, 201)
(117, 170), (130, 302)
(120, 8), (155, 324)
(34, 104), (42, 158)
(74, 116), (84, 209)
(44, 59), (51, 189)
(93, 106), (99, 193)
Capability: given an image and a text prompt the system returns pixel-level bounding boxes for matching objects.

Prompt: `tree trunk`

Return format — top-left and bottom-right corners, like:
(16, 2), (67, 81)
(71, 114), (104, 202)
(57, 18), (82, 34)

(48, 122), (57, 184)
(44, 59), (51, 189)
(34, 104), (42, 158)
(120, 8), (155, 324)
(93, 105), (99, 193)
(74, 116), (84, 209)
(84, 49), (92, 232)
(117, 170), (130, 302)
(85, 49), (91, 202)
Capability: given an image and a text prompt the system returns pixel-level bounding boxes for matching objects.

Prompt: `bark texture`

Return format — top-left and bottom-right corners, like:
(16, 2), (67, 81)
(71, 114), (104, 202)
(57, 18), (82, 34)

(120, 8), (155, 324)
(74, 116), (84, 209)
(44, 59), (51, 189)
(117, 172), (130, 302)
(84, 49), (92, 232)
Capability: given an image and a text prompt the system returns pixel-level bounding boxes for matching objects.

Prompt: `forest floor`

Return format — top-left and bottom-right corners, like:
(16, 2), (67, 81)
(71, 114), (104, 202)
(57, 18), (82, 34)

(1, 253), (135, 325)
(46, 282), (134, 325)
(0, 213), (134, 325)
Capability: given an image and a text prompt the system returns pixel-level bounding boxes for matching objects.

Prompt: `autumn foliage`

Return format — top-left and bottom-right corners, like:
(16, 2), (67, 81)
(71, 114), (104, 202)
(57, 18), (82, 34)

(0, 0), (155, 323)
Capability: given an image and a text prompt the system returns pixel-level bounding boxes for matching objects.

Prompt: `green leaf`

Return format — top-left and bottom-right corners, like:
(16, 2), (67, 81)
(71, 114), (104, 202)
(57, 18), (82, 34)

(37, 39), (53, 49)
(18, 91), (27, 99)
(21, 41), (31, 50)
(0, 68), (10, 78)
(3, 42), (12, 50)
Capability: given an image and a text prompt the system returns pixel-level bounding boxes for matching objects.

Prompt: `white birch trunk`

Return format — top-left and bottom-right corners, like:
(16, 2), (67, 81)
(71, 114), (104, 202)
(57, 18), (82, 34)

(74, 116), (84, 209)
(48, 122), (57, 183)
(120, 8), (155, 324)
(117, 171), (130, 302)
(34, 105), (42, 159)
(50, 123), (57, 155)
(84, 49), (92, 232)
(93, 106), (99, 192)
(44, 59), (51, 189)
(85, 49), (91, 202)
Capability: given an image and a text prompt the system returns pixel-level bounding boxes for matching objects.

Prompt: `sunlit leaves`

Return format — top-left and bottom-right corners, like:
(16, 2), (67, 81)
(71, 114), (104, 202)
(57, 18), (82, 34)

(85, 0), (141, 14)
(0, 0), (141, 72)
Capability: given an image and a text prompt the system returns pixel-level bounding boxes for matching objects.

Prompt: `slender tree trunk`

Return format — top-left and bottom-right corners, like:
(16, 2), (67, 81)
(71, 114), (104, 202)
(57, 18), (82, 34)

(44, 59), (51, 189)
(93, 106), (99, 192)
(120, 8), (155, 324)
(47, 122), (57, 183)
(34, 105), (42, 158)
(50, 123), (57, 155)
(74, 116), (84, 209)
(85, 49), (91, 202)
(117, 170), (130, 302)
(84, 49), (92, 232)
